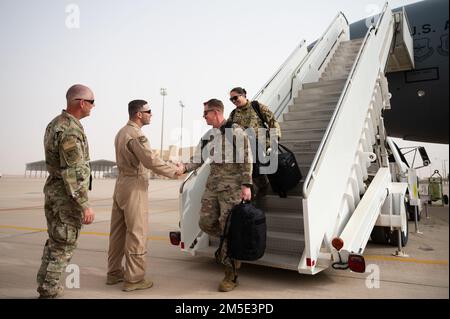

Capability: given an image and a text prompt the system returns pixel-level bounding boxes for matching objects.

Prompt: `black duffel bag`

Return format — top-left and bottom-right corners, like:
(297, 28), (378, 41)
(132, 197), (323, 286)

(267, 143), (302, 198)
(216, 201), (266, 263)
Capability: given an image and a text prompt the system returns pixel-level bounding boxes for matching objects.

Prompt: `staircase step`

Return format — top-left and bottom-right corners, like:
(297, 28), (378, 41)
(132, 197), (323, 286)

(280, 118), (331, 131)
(282, 128), (326, 141)
(337, 39), (363, 47)
(283, 109), (334, 121)
(298, 89), (342, 99)
(325, 64), (353, 72)
(335, 46), (360, 52)
(294, 94), (340, 104)
(282, 140), (321, 153)
(328, 57), (355, 64)
(256, 195), (302, 211)
(266, 212), (304, 233)
(333, 49), (360, 57)
(289, 103), (336, 113)
(266, 182), (304, 197)
(299, 85), (344, 95)
(343, 38), (364, 44)
(319, 76), (347, 82)
(330, 58), (357, 67)
(195, 245), (301, 271)
(248, 251), (301, 270)
(322, 69), (351, 77)
(290, 100), (338, 109)
(321, 76), (348, 82)
(294, 151), (316, 165)
(298, 164), (311, 177)
(339, 41), (363, 48)
(302, 79), (346, 89)
(331, 53), (359, 61)
(266, 231), (305, 256)
(205, 224), (305, 256)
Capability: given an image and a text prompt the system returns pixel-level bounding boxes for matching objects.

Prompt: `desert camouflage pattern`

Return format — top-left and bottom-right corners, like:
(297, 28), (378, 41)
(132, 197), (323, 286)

(43, 110), (91, 222)
(228, 100), (281, 196)
(37, 110), (91, 297)
(228, 100), (281, 150)
(184, 120), (252, 266)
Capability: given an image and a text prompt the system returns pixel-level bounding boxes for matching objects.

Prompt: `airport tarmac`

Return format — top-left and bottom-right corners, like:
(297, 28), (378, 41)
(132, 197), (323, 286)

(0, 176), (448, 299)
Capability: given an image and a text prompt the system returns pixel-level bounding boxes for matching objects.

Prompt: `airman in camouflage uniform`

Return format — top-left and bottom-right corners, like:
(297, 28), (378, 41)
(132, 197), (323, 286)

(228, 87), (281, 197)
(183, 98), (252, 292)
(37, 84), (96, 299)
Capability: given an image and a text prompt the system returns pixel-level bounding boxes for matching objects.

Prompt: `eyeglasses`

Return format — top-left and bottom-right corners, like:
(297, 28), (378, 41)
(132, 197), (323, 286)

(229, 95), (241, 103)
(203, 109), (215, 117)
(74, 98), (95, 105)
(140, 110), (152, 114)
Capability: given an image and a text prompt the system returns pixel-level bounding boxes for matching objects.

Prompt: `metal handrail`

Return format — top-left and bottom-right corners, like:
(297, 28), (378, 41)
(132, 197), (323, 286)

(254, 11), (349, 117)
(303, 2), (391, 197)
(272, 12), (349, 119)
(375, 2), (389, 34)
(253, 40), (307, 101)
(179, 170), (197, 194)
(179, 156), (213, 194)
(180, 11), (352, 198)
(292, 12), (348, 78)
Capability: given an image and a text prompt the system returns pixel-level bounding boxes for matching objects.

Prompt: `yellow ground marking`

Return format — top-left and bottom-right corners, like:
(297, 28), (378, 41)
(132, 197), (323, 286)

(0, 225), (168, 242)
(1, 224), (448, 265)
(365, 255), (448, 265)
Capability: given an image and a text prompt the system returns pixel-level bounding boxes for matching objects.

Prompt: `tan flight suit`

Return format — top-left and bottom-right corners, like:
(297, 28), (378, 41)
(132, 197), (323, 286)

(107, 120), (178, 283)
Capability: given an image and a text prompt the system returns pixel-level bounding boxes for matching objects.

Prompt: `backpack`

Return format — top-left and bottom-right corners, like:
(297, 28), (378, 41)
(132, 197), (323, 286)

(230, 101), (302, 196)
(215, 201), (266, 263)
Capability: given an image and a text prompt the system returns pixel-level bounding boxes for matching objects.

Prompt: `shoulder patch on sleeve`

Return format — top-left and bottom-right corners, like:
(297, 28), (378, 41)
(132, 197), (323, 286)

(61, 137), (82, 166)
(62, 139), (77, 151)
(138, 136), (148, 144)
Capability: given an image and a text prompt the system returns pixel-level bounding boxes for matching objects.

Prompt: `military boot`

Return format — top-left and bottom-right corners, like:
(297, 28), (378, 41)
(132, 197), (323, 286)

(218, 265), (238, 292)
(106, 271), (124, 285)
(122, 278), (154, 292)
(38, 285), (64, 299)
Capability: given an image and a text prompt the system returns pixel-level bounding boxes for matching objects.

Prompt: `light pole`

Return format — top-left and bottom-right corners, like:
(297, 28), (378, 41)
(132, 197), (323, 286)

(179, 101), (185, 152)
(443, 159), (448, 183)
(160, 88), (167, 158)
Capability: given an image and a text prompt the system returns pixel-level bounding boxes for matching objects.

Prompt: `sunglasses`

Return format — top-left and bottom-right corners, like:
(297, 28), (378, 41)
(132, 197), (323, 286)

(75, 98), (95, 105)
(203, 109), (215, 117)
(229, 95), (241, 102)
(141, 110), (152, 114)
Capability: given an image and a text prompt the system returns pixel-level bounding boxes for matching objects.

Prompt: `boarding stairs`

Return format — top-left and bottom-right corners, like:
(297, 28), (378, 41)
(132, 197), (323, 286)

(178, 3), (414, 274)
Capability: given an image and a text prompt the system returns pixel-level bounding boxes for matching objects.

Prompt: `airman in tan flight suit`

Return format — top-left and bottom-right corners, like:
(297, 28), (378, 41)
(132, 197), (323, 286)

(106, 99), (184, 292)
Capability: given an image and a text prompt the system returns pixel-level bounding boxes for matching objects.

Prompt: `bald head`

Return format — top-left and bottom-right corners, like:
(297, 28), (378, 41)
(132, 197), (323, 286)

(66, 84), (94, 107)
(65, 84), (95, 120)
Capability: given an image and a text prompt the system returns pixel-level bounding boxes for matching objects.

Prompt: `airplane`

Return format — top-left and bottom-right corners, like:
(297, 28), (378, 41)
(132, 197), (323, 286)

(350, 0), (449, 144)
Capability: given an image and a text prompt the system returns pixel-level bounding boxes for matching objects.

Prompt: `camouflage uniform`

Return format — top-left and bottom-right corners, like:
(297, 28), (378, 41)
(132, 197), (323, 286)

(185, 120), (252, 266)
(228, 100), (281, 197)
(37, 110), (91, 297)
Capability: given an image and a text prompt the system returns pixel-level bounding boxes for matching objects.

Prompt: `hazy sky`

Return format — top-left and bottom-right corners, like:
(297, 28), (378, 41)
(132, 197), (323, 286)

(1, 0), (446, 176)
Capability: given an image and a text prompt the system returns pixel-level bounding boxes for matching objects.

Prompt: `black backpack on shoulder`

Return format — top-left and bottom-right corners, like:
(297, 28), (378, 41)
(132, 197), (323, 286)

(216, 201), (266, 262)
